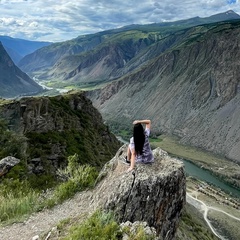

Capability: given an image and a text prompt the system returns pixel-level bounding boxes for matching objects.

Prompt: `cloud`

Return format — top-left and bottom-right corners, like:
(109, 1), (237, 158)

(0, 0), (239, 42)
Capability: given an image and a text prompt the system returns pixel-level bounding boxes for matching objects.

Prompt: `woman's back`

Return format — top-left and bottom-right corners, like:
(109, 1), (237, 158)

(130, 128), (154, 163)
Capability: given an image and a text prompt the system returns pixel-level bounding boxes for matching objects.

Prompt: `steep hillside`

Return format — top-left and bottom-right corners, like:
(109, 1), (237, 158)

(19, 30), (162, 81)
(0, 42), (43, 98)
(18, 32), (112, 73)
(39, 31), (162, 87)
(87, 20), (240, 163)
(0, 91), (121, 175)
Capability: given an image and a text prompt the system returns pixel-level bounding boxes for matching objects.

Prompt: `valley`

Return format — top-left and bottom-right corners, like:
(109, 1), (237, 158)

(150, 135), (240, 240)
(186, 178), (240, 240)
(1, 10), (240, 239)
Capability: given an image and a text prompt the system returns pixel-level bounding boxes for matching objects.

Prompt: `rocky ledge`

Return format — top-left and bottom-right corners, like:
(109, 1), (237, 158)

(93, 144), (186, 239)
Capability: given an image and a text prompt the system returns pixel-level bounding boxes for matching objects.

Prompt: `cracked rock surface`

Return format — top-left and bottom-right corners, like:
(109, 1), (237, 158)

(93, 144), (186, 239)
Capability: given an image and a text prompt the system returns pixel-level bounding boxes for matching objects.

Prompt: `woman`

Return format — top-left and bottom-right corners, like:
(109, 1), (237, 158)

(126, 119), (154, 172)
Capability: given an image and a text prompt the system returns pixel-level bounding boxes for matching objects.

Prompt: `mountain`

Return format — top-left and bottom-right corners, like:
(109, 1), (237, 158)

(2, 45), (22, 64)
(18, 10), (240, 84)
(16, 11), (240, 163)
(87, 19), (240, 163)
(0, 42), (43, 98)
(120, 10), (240, 31)
(0, 36), (52, 64)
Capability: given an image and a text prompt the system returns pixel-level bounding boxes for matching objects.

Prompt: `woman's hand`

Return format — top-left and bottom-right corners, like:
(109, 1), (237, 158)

(133, 119), (151, 129)
(126, 166), (134, 173)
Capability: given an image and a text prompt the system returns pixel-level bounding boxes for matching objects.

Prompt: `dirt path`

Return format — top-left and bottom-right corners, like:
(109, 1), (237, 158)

(0, 190), (95, 240)
(186, 193), (240, 240)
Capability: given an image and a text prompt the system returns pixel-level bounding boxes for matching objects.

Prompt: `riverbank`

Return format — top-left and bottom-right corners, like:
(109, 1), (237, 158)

(151, 135), (240, 190)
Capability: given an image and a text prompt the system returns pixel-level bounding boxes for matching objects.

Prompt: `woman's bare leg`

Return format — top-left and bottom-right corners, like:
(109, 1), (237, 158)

(127, 145), (131, 161)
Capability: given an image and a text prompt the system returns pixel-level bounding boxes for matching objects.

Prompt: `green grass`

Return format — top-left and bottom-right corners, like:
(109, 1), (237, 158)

(150, 134), (231, 164)
(149, 136), (162, 143)
(63, 210), (122, 240)
(0, 155), (98, 225)
(0, 179), (41, 224)
(54, 209), (156, 240)
(150, 134), (220, 163)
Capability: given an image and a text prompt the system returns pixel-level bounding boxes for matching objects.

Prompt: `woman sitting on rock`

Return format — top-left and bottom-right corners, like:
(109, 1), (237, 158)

(126, 119), (154, 172)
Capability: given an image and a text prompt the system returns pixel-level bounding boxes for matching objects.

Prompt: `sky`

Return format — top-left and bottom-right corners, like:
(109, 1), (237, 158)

(0, 0), (239, 42)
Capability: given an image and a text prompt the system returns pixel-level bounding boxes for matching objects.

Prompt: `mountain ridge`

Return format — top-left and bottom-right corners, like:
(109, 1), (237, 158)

(0, 36), (52, 64)
(18, 10), (240, 81)
(3, 10), (240, 162)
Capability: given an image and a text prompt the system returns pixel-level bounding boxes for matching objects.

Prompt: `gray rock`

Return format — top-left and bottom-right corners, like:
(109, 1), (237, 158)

(120, 221), (158, 240)
(0, 156), (20, 176)
(93, 144), (186, 239)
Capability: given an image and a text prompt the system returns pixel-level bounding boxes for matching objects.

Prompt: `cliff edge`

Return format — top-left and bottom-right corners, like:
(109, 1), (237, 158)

(93, 144), (186, 239)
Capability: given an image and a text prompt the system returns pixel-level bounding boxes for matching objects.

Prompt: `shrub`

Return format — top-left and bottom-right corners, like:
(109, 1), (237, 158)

(52, 164), (97, 204)
(0, 119), (27, 159)
(47, 154), (98, 206)
(63, 210), (122, 240)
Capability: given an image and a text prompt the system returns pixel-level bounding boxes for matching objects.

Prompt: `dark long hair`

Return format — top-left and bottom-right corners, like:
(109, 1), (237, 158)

(133, 123), (145, 155)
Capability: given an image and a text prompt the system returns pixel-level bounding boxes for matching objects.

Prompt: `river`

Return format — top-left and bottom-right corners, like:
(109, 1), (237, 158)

(179, 158), (240, 198)
(33, 77), (69, 94)
(117, 136), (240, 198)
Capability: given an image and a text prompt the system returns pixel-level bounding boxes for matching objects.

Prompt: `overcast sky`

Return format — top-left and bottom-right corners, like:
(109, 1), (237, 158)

(0, 0), (239, 42)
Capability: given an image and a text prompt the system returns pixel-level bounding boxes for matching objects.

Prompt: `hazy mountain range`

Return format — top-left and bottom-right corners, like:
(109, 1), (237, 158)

(0, 42), (43, 98)
(0, 36), (52, 64)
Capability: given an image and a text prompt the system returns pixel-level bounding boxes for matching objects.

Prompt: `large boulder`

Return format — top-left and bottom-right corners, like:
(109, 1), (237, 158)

(93, 144), (186, 239)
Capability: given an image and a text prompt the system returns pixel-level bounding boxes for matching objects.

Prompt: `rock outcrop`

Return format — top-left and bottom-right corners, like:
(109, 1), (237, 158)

(0, 92), (121, 174)
(0, 145), (185, 240)
(94, 144), (186, 239)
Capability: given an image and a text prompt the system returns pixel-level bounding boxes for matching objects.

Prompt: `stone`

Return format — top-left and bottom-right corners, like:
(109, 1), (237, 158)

(120, 221), (158, 239)
(0, 156), (20, 177)
(32, 235), (39, 240)
(93, 144), (186, 239)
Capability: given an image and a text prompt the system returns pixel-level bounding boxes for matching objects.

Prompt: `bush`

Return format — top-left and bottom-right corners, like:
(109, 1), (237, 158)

(0, 154), (99, 224)
(47, 154), (98, 206)
(53, 164), (97, 203)
(63, 210), (122, 240)
(0, 119), (27, 159)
